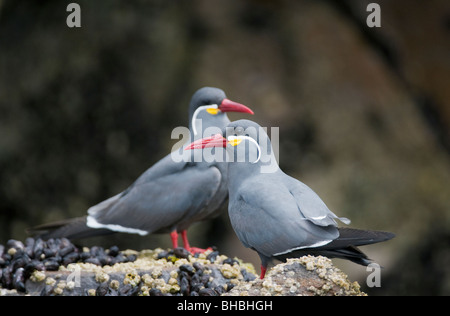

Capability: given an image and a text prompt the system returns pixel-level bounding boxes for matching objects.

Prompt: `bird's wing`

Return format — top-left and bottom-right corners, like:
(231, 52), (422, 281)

(228, 176), (339, 257)
(285, 174), (351, 226)
(87, 152), (187, 217)
(87, 155), (223, 234)
(128, 151), (191, 189)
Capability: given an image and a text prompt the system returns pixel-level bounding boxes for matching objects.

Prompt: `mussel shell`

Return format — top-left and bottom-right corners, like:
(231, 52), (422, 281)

(6, 240), (24, 250)
(198, 288), (218, 296)
(95, 282), (110, 296)
(206, 251), (219, 263)
(179, 264), (195, 276)
(12, 267), (26, 292)
(180, 275), (190, 296)
(173, 247), (190, 259)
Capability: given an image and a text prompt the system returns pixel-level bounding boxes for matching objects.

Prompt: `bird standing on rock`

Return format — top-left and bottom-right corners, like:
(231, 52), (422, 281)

(185, 119), (395, 278)
(31, 87), (254, 254)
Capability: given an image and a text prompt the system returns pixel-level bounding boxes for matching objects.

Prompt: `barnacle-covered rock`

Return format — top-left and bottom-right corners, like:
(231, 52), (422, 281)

(220, 263), (241, 279)
(223, 256), (366, 296)
(30, 270), (46, 282)
(123, 269), (141, 287)
(95, 271), (110, 284)
(1, 238), (364, 296)
(0, 238), (137, 294)
(1, 239), (257, 296)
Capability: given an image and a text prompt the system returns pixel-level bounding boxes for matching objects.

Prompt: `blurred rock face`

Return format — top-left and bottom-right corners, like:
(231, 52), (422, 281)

(0, 0), (449, 294)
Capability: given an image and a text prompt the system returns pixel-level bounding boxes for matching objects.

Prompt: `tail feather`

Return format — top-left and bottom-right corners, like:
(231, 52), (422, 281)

(321, 228), (395, 249)
(275, 228), (395, 266)
(28, 216), (114, 240)
(29, 194), (123, 240)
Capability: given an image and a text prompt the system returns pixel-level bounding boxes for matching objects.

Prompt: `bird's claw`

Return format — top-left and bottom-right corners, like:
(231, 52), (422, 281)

(188, 246), (213, 255)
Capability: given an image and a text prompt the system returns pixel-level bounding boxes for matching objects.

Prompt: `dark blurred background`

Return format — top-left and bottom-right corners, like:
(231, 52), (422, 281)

(1, 0), (449, 295)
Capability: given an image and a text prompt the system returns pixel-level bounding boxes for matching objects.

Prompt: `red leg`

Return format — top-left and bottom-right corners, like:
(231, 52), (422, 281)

(181, 230), (212, 254)
(170, 230), (178, 249)
(181, 230), (191, 251)
(260, 265), (267, 279)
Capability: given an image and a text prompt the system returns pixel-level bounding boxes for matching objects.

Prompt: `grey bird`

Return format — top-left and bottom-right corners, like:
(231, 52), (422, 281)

(31, 87), (254, 253)
(185, 119), (395, 277)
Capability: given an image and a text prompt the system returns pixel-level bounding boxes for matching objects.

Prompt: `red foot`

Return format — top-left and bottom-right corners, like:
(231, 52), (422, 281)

(179, 230), (213, 254)
(187, 246), (213, 255)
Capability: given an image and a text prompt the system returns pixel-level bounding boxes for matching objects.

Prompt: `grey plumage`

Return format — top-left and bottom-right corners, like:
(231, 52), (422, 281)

(186, 119), (394, 277)
(31, 87), (253, 251)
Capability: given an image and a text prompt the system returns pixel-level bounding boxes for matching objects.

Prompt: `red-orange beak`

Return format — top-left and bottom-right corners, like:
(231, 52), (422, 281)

(219, 99), (254, 115)
(185, 134), (227, 150)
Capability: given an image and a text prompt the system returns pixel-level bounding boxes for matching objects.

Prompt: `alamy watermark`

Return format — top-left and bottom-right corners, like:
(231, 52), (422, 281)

(66, 3), (81, 28)
(366, 263), (382, 288)
(170, 121), (280, 174)
(65, 3), (381, 29)
(367, 3), (381, 28)
(66, 265), (81, 288)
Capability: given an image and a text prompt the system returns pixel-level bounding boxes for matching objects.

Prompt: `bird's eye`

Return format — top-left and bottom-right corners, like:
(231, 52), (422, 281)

(235, 127), (244, 135)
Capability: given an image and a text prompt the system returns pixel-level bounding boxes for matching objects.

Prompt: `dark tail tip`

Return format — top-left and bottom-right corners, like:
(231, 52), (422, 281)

(336, 228), (395, 247)
(28, 216), (114, 240)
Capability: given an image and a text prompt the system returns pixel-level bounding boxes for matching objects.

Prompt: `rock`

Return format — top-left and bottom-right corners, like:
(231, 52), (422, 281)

(4, 245), (258, 296)
(0, 238), (136, 293)
(223, 256), (366, 296)
(1, 237), (364, 296)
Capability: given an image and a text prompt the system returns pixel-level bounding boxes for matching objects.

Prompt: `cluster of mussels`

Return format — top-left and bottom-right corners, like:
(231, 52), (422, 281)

(87, 248), (256, 296)
(38, 247), (256, 296)
(147, 249), (255, 296)
(0, 238), (136, 293)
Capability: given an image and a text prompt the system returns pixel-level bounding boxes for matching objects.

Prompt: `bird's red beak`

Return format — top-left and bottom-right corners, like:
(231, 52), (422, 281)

(185, 134), (227, 150)
(219, 99), (254, 115)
